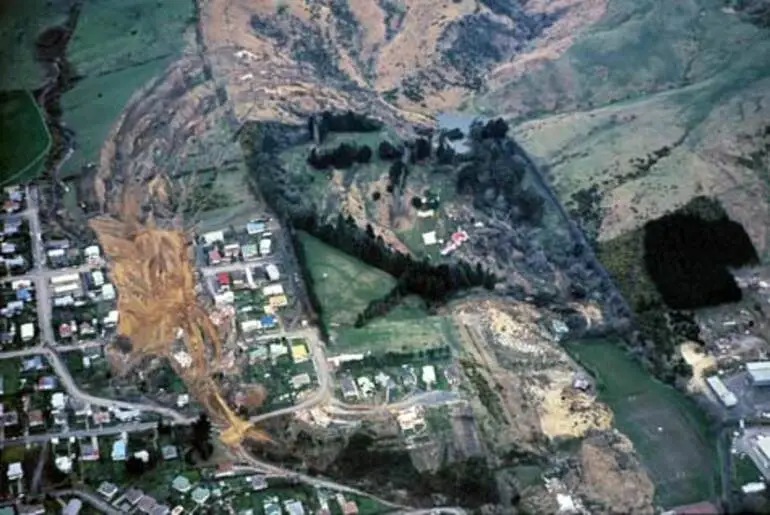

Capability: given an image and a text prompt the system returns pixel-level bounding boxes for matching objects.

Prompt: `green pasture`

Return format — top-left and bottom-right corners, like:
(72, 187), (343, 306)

(566, 339), (719, 507)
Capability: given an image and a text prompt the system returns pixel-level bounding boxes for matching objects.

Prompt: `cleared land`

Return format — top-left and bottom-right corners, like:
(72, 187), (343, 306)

(566, 339), (718, 508)
(297, 231), (396, 328)
(60, 0), (193, 176)
(0, 91), (51, 185)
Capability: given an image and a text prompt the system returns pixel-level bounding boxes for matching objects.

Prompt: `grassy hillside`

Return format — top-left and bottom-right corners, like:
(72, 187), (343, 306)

(489, 0), (770, 259)
(59, 0), (193, 176)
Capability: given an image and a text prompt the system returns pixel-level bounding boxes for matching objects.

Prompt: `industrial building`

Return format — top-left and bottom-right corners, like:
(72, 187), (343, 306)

(747, 361), (770, 386)
(706, 375), (737, 407)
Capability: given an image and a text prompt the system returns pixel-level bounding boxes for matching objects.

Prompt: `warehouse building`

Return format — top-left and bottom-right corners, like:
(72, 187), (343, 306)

(747, 361), (770, 387)
(706, 375), (737, 407)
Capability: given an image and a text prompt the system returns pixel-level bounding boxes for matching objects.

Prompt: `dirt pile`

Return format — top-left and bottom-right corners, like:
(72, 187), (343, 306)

(568, 431), (656, 514)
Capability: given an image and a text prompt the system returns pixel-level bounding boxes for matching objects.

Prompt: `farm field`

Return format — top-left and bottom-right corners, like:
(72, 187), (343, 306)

(566, 339), (718, 508)
(0, 91), (51, 185)
(297, 232), (396, 328)
(60, 0), (193, 176)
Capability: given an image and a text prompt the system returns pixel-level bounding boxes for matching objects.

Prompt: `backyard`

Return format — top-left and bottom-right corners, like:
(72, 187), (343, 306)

(566, 338), (719, 508)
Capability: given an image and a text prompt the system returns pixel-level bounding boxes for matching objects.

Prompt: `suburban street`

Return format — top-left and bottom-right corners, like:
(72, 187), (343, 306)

(0, 185), (453, 512)
(0, 422), (159, 447)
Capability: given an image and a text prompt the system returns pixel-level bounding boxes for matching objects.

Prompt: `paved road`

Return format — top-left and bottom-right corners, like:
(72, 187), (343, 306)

(54, 488), (121, 515)
(232, 457), (410, 511)
(0, 421), (158, 447)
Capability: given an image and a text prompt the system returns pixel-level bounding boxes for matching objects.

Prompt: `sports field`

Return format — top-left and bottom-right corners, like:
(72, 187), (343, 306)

(567, 339), (718, 508)
(297, 231), (396, 328)
(0, 91), (51, 186)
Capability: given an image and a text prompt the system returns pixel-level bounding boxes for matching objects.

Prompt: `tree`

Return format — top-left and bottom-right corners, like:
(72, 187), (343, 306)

(378, 140), (403, 160)
(356, 145), (372, 163)
(191, 413), (213, 461)
(410, 197), (423, 209)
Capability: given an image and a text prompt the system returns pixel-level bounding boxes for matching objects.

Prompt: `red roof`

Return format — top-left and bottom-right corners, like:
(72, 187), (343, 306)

(209, 249), (221, 261)
(217, 272), (230, 285)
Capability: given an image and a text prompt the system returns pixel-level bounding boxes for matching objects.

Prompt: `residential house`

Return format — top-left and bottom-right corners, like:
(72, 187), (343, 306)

(38, 375), (57, 391)
(242, 243), (258, 260)
(3, 409), (18, 427)
(171, 475), (192, 494)
(223, 243), (240, 259)
(422, 365), (436, 387)
(28, 409), (44, 427)
(208, 249), (222, 266)
(259, 236), (272, 256)
(262, 284), (284, 297)
(248, 475), (268, 491)
(20, 322), (34, 342)
(284, 500), (305, 515)
(104, 310), (119, 327)
(216, 272), (230, 288)
(92, 410), (111, 425)
(191, 487), (211, 505)
(246, 220), (266, 235)
(265, 264), (280, 281)
(202, 230), (225, 245)
(97, 481), (119, 500)
(151, 505), (171, 515)
(340, 376), (358, 400)
(291, 373), (311, 390)
(137, 495), (157, 514)
(7, 462), (23, 481)
(124, 489), (145, 506)
(291, 342), (309, 363)
(62, 499), (82, 515)
(51, 392), (67, 411)
(102, 284), (116, 301)
(84, 245), (101, 265)
(80, 437), (100, 461)
(162, 445), (178, 461)
(357, 377), (375, 397)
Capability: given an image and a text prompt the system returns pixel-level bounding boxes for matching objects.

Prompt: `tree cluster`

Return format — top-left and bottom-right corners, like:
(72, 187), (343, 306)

(288, 227), (330, 339)
(308, 110), (382, 144)
(291, 213), (496, 324)
(387, 160), (409, 192)
(643, 201), (758, 310)
(307, 143), (372, 170)
(456, 124), (545, 224)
